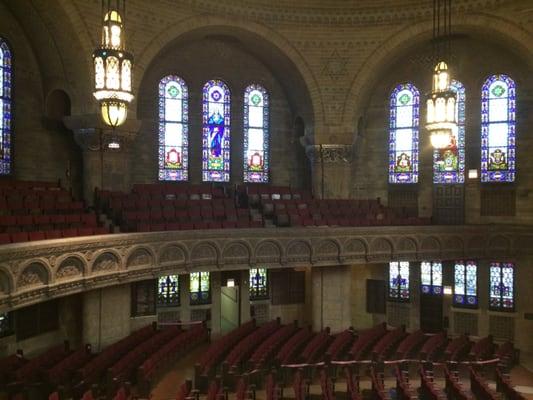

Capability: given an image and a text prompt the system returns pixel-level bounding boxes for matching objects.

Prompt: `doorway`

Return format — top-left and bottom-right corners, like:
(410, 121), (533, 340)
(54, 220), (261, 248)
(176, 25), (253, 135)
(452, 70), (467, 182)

(220, 284), (240, 335)
(420, 293), (443, 333)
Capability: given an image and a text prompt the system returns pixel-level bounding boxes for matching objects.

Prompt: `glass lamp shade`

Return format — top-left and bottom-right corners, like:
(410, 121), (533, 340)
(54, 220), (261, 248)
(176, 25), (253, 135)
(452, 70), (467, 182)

(100, 101), (127, 128)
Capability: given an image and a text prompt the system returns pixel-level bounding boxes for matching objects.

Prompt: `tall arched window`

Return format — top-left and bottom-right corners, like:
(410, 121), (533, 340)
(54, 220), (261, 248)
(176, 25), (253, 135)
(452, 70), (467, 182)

(420, 261), (443, 295)
(158, 75), (189, 181)
(388, 261), (410, 301)
(389, 83), (419, 184)
(481, 75), (516, 182)
(203, 80), (230, 182)
(454, 260), (477, 307)
(434, 80), (465, 183)
(489, 262), (514, 311)
(244, 84), (269, 182)
(0, 39), (12, 175)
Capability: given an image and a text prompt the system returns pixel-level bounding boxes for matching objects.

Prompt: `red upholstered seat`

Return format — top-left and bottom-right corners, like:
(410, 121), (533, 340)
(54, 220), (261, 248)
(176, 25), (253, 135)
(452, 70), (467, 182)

(0, 233), (11, 244)
(11, 232), (29, 243)
(28, 231), (46, 241)
(45, 230), (62, 240)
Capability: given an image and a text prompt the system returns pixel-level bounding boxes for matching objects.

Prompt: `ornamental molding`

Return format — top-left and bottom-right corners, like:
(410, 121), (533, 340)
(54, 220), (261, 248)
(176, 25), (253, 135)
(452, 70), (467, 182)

(306, 144), (354, 164)
(0, 225), (529, 312)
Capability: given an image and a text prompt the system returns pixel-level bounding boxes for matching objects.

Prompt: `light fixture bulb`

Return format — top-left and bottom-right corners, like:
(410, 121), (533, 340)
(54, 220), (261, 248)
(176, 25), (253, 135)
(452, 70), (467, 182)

(101, 101), (127, 128)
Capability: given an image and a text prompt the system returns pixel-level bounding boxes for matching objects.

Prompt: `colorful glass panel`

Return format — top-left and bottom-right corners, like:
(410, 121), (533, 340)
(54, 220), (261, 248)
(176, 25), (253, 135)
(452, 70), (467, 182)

(244, 85), (269, 183)
(389, 261), (410, 301)
(158, 75), (189, 181)
(433, 80), (465, 183)
(453, 261), (477, 307)
(481, 75), (516, 182)
(489, 262), (515, 311)
(0, 39), (12, 175)
(190, 271), (211, 305)
(202, 80), (230, 182)
(250, 268), (269, 300)
(389, 83), (419, 184)
(158, 275), (180, 306)
(420, 261), (442, 295)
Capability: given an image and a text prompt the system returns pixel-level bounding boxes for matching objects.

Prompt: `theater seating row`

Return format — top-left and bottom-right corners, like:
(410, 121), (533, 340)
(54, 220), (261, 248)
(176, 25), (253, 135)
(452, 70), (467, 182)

(0, 226), (110, 244)
(249, 323), (299, 368)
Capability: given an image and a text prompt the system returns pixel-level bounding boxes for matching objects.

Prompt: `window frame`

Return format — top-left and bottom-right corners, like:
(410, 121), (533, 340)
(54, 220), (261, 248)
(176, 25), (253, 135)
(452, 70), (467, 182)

(453, 260), (478, 308)
(190, 271), (211, 306)
(488, 261), (515, 312)
(388, 261), (410, 302)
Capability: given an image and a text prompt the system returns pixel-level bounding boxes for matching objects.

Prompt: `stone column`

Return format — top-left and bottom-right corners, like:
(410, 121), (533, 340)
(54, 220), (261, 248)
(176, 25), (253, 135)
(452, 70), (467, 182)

(63, 114), (141, 205)
(240, 270), (251, 324)
(306, 144), (354, 199)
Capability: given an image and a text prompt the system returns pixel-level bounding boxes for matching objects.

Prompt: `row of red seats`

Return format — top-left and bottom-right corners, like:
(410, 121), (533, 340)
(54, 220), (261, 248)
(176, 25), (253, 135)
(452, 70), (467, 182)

(0, 180), (59, 190)
(138, 324), (208, 395)
(122, 206), (249, 223)
(12, 342), (71, 384)
(275, 327), (314, 365)
(299, 328), (331, 363)
(469, 367), (499, 400)
(372, 326), (407, 361)
(395, 329), (427, 359)
(132, 183), (225, 197)
(224, 319), (281, 371)
(75, 325), (156, 391)
(110, 198), (234, 214)
(0, 212), (97, 230)
(344, 366), (363, 400)
(46, 345), (92, 386)
(469, 335), (495, 360)
(325, 329), (354, 361)
(419, 364), (446, 400)
(0, 199), (83, 214)
(495, 367), (526, 400)
(107, 326), (182, 387)
(249, 323), (298, 368)
(395, 364), (416, 400)
(0, 227), (109, 244)
(444, 364), (473, 400)
(197, 319), (256, 376)
(444, 334), (471, 361)
(280, 214), (429, 228)
(349, 323), (387, 360)
(134, 220), (263, 233)
(420, 332), (448, 361)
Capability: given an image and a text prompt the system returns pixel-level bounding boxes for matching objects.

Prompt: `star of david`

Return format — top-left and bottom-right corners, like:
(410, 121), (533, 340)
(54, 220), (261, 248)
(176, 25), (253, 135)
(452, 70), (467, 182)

(321, 50), (348, 81)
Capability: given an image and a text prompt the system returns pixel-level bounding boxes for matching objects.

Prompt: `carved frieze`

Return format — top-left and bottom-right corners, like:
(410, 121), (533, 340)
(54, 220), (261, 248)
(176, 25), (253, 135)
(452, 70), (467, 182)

(306, 144), (354, 164)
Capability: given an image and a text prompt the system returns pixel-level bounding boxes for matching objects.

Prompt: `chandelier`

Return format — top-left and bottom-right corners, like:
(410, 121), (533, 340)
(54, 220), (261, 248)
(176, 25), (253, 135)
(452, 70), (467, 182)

(92, 0), (134, 128)
(426, 0), (457, 150)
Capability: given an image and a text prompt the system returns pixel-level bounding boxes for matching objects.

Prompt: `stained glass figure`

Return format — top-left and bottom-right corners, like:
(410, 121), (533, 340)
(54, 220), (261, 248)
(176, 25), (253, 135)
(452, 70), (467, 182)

(203, 80), (230, 182)
(453, 260), (477, 307)
(0, 39), (12, 175)
(244, 85), (269, 182)
(489, 262), (515, 311)
(250, 268), (269, 300)
(389, 83), (420, 184)
(420, 261), (443, 295)
(158, 275), (180, 306)
(481, 75), (516, 182)
(389, 261), (410, 301)
(158, 75), (189, 181)
(190, 271), (211, 305)
(433, 80), (465, 183)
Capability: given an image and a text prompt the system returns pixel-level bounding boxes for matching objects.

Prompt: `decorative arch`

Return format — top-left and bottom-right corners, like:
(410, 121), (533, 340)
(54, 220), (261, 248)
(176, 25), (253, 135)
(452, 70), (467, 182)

(222, 241), (252, 265)
(55, 255), (86, 280)
(91, 252), (120, 274)
(126, 247), (155, 268)
(159, 244), (188, 266)
(190, 242), (220, 266)
(254, 240), (283, 264)
(17, 262), (50, 289)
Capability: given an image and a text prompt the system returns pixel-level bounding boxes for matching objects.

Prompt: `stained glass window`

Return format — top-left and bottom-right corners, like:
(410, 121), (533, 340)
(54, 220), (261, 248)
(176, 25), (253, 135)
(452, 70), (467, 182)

(202, 80), (230, 182)
(158, 275), (180, 307)
(481, 75), (516, 182)
(0, 39), (12, 175)
(420, 261), (443, 295)
(158, 75), (189, 181)
(433, 80), (465, 183)
(389, 83), (419, 184)
(190, 271), (211, 305)
(453, 261), (477, 307)
(244, 85), (269, 183)
(250, 268), (269, 300)
(489, 262), (515, 311)
(389, 261), (410, 301)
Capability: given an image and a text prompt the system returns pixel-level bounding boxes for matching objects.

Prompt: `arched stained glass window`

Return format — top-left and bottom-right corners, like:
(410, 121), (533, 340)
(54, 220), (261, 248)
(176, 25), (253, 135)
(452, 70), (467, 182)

(481, 75), (516, 182)
(434, 80), (465, 183)
(250, 268), (269, 300)
(489, 262), (514, 311)
(420, 261), (443, 295)
(158, 275), (180, 306)
(190, 271), (211, 305)
(454, 260), (477, 307)
(203, 80), (230, 182)
(0, 39), (12, 175)
(244, 85), (269, 183)
(389, 83), (419, 184)
(389, 261), (410, 301)
(158, 75), (189, 181)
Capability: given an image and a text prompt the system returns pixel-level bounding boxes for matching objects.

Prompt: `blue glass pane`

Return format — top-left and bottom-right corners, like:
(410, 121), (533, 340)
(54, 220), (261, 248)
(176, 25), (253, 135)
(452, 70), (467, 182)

(0, 40), (12, 175)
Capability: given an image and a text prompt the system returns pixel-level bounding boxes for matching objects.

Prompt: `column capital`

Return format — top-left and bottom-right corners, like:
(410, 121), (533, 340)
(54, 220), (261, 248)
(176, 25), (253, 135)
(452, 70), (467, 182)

(305, 144), (354, 164)
(63, 114), (142, 152)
